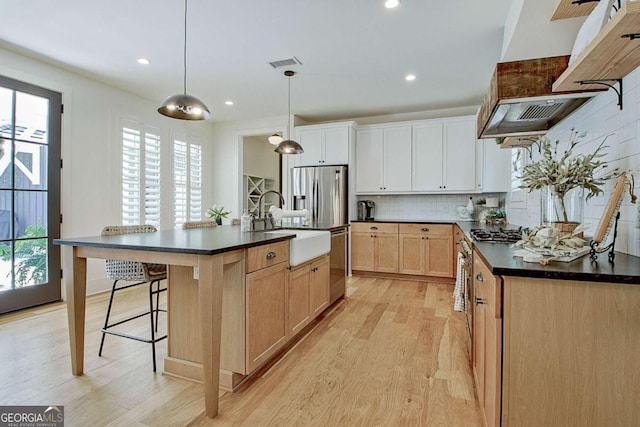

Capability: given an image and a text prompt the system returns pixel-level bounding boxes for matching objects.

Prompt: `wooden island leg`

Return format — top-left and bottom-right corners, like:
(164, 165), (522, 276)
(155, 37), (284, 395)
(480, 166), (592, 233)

(63, 245), (87, 376)
(197, 254), (225, 418)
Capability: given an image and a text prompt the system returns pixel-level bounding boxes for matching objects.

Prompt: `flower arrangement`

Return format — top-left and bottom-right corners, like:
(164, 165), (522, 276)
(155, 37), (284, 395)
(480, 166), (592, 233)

(207, 204), (231, 223)
(513, 224), (586, 251)
(518, 129), (619, 222)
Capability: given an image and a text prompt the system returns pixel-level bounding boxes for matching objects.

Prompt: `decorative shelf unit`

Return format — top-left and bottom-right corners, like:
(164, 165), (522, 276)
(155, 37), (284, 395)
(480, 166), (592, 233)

(551, 0), (598, 21)
(553, 1), (640, 94)
(244, 175), (276, 214)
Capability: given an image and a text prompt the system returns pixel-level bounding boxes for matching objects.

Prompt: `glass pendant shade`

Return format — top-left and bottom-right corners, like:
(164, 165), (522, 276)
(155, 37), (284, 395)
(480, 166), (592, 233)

(268, 134), (283, 145)
(274, 139), (304, 154)
(158, 93), (211, 120)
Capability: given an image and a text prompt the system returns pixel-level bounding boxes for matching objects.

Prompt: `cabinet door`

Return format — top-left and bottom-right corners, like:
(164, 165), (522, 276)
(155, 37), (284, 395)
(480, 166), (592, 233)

(310, 256), (330, 316)
(296, 129), (323, 166)
(322, 127), (349, 165)
(374, 234), (399, 273)
(398, 234), (426, 275)
(246, 262), (288, 372)
(425, 235), (453, 278)
(288, 264), (311, 336)
(383, 126), (412, 192)
(412, 123), (444, 191)
(482, 138), (510, 193)
(356, 129), (384, 193)
(351, 232), (375, 271)
(443, 119), (476, 191)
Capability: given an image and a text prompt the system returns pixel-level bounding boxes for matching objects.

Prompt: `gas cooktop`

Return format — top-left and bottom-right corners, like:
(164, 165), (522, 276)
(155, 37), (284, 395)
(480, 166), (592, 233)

(469, 228), (523, 244)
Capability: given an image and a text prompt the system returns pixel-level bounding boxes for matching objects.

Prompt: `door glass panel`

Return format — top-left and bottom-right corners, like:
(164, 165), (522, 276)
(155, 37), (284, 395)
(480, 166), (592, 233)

(0, 75), (60, 312)
(15, 91), (49, 144)
(0, 241), (12, 291)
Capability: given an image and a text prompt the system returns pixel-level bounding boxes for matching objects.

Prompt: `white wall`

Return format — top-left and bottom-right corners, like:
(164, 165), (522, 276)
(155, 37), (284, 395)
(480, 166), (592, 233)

(0, 47), (215, 295)
(507, 67), (640, 257)
(243, 135), (280, 183)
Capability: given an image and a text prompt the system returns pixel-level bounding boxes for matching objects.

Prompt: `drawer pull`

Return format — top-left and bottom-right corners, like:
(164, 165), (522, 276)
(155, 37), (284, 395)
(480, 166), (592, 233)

(370, 226), (378, 230)
(475, 297), (486, 305)
(421, 227), (430, 232)
(266, 251), (277, 260)
(476, 273), (484, 282)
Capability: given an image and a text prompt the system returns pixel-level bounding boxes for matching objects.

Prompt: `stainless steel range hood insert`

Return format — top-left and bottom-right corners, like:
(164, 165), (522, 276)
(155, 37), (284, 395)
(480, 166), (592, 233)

(477, 56), (601, 139)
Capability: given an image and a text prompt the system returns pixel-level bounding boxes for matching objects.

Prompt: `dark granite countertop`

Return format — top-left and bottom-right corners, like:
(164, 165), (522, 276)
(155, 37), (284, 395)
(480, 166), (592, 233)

(351, 219), (640, 284)
(455, 222), (640, 285)
(351, 219), (455, 225)
(55, 226), (295, 255)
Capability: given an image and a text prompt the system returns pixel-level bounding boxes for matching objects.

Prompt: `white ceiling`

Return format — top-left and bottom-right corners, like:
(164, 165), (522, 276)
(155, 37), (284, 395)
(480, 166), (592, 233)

(0, 0), (580, 124)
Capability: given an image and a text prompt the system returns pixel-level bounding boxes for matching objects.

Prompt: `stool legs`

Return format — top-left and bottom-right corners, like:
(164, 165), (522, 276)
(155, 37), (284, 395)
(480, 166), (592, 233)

(98, 279), (119, 357)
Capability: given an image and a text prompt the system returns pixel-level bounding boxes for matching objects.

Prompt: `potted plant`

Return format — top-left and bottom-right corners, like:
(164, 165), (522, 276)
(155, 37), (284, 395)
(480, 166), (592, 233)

(207, 204), (231, 225)
(518, 129), (619, 235)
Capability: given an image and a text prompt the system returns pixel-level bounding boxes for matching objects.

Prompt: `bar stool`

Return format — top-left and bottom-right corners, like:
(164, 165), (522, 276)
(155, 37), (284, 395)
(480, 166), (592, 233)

(98, 225), (167, 372)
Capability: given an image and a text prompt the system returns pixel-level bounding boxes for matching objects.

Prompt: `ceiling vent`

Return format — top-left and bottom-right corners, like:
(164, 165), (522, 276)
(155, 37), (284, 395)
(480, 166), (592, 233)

(268, 57), (302, 69)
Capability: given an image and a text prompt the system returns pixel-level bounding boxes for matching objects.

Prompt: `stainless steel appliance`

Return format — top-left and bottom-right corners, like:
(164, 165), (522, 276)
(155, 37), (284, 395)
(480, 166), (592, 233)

(357, 200), (375, 221)
(292, 165), (348, 225)
(329, 227), (347, 304)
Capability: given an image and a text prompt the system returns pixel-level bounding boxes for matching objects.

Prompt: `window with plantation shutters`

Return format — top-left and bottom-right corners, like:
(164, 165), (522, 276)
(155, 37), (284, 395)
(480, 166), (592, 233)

(121, 122), (162, 226)
(173, 138), (203, 228)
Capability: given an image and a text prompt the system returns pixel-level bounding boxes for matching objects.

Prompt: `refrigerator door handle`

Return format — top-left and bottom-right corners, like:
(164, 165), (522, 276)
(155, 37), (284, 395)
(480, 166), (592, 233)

(313, 178), (319, 223)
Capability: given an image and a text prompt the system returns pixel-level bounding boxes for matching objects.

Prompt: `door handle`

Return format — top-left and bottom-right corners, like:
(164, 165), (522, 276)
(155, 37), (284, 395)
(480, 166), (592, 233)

(421, 227), (430, 232)
(266, 252), (277, 259)
(370, 226), (378, 230)
(475, 297), (486, 305)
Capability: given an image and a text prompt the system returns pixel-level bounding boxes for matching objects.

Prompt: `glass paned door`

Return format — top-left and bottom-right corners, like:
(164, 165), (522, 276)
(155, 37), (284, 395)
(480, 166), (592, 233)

(0, 75), (61, 314)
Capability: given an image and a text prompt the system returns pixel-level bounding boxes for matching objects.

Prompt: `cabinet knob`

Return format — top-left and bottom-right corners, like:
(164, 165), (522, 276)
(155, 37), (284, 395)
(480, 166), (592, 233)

(421, 227), (429, 232)
(439, 186), (442, 189)
(425, 237), (429, 240)
(476, 272), (484, 282)
(370, 226), (378, 230)
(266, 251), (277, 259)
(475, 297), (486, 305)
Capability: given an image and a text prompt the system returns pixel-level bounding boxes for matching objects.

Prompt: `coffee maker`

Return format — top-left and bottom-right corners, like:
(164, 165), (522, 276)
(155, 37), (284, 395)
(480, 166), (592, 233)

(357, 200), (375, 220)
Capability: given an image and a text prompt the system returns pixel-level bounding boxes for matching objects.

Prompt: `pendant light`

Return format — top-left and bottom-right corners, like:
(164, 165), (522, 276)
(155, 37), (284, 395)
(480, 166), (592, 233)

(275, 70), (304, 154)
(268, 134), (283, 145)
(158, 0), (210, 120)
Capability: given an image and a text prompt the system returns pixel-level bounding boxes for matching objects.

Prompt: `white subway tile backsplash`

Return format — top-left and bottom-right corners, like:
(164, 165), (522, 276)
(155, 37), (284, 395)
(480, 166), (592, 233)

(507, 66), (640, 257)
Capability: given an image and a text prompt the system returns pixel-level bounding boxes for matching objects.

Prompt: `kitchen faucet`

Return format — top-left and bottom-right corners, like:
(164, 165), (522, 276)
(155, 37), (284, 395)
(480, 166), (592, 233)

(253, 190), (285, 230)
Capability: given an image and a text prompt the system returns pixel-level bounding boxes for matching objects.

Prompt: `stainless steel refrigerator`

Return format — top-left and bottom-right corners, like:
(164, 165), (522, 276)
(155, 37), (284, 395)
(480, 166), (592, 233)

(292, 165), (348, 225)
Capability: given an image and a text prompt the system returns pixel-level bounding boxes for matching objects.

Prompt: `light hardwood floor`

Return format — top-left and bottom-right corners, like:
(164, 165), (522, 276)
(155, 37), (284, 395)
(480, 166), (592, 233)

(0, 276), (481, 426)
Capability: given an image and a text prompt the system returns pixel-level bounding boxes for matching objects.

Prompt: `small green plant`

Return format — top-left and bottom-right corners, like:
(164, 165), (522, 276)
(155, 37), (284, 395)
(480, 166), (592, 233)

(0, 225), (48, 288)
(206, 204), (231, 221)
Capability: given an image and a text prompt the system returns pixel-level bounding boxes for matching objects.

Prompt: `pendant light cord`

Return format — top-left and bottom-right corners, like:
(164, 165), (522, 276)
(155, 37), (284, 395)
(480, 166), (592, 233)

(287, 75), (291, 136)
(183, 0), (188, 95)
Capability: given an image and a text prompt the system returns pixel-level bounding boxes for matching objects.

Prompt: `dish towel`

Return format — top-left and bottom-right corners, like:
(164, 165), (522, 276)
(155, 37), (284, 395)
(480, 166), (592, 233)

(453, 252), (466, 312)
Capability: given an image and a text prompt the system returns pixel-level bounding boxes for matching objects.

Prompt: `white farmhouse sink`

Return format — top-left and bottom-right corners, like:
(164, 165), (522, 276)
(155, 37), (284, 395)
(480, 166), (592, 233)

(265, 229), (331, 266)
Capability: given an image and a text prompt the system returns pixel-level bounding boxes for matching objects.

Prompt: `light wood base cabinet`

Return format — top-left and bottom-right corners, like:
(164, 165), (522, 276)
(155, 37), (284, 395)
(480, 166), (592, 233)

(399, 224), (453, 278)
(472, 253), (502, 427)
(471, 254), (640, 426)
(351, 223), (398, 273)
(288, 255), (330, 337)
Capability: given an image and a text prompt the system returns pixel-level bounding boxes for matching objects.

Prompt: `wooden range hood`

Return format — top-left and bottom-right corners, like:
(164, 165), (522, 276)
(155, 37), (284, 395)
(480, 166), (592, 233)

(477, 56), (599, 139)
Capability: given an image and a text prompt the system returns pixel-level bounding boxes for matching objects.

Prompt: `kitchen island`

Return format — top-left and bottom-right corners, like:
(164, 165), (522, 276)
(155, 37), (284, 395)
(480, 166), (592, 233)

(55, 226), (296, 419)
(454, 221), (640, 427)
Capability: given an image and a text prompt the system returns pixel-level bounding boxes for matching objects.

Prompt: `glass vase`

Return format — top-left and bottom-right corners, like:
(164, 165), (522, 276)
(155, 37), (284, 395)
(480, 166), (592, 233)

(540, 186), (584, 236)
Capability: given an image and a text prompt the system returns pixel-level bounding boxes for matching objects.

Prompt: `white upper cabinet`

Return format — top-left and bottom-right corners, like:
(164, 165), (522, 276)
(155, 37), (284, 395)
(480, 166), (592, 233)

(476, 138), (510, 193)
(412, 117), (476, 192)
(356, 125), (412, 193)
(355, 129), (384, 192)
(412, 123), (444, 191)
(442, 118), (476, 191)
(294, 122), (354, 167)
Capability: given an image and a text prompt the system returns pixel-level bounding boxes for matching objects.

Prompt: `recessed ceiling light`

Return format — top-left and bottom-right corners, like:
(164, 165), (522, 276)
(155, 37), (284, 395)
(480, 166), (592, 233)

(225, 100), (234, 106)
(385, 0), (400, 9)
(405, 74), (416, 81)
(137, 58), (150, 65)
